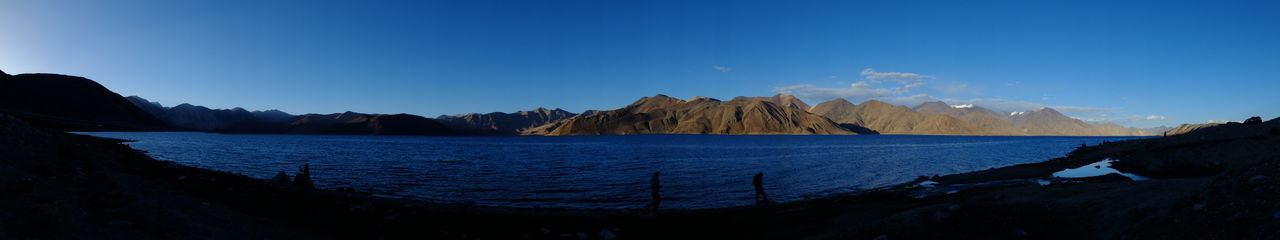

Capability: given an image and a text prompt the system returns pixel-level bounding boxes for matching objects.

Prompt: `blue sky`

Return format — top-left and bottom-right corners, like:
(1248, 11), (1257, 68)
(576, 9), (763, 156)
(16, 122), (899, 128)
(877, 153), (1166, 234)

(2, 0), (1277, 127)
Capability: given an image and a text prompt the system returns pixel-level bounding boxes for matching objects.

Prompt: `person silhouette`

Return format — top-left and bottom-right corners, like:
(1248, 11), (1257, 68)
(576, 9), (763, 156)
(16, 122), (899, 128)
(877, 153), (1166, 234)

(643, 171), (661, 211)
(753, 172), (769, 206)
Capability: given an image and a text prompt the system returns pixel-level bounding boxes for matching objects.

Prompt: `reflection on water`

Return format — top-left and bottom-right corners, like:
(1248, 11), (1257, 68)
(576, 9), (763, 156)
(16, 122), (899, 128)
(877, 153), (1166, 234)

(76, 132), (1142, 209)
(1053, 158), (1150, 181)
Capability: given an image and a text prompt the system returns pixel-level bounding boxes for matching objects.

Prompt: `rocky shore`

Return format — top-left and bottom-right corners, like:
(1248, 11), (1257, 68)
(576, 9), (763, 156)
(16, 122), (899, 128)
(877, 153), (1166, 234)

(2, 112), (1277, 239)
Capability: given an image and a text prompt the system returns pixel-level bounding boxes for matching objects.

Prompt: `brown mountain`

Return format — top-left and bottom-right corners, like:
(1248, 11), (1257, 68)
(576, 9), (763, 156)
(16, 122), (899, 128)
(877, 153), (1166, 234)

(437, 108), (577, 135)
(913, 101), (1024, 135)
(810, 99), (986, 135)
(0, 71), (167, 130)
(1163, 123), (1222, 136)
(1008, 107), (1153, 136)
(547, 95), (854, 135)
(730, 94), (812, 111)
(285, 111), (452, 135)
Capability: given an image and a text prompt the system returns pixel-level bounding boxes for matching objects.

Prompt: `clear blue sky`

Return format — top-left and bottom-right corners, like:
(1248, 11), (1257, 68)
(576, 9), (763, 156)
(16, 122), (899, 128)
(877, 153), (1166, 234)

(2, 0), (1277, 128)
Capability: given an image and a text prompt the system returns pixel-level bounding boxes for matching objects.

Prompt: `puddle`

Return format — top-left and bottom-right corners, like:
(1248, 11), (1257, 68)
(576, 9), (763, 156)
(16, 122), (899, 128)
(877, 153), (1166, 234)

(1052, 159), (1150, 181)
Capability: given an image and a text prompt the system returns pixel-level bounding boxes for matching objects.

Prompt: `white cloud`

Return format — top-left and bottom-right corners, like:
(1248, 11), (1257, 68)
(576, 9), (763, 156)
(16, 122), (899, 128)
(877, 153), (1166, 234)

(1145, 115), (1166, 120)
(712, 65), (731, 72)
(861, 68), (930, 84)
(1207, 119), (1231, 123)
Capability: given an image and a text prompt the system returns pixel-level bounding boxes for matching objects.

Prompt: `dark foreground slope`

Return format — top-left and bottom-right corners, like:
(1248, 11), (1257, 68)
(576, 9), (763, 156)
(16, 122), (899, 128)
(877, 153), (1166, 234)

(0, 72), (167, 131)
(4, 109), (1280, 239)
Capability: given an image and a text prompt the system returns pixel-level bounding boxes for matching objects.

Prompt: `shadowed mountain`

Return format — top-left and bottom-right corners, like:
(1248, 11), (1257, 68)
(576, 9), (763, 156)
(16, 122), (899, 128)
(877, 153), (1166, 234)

(0, 71), (167, 130)
(730, 94), (812, 111)
(547, 95), (855, 135)
(250, 110), (295, 123)
(125, 96), (294, 133)
(286, 111), (453, 135)
(126, 96), (168, 117)
(913, 101), (1024, 135)
(437, 108), (577, 135)
(810, 99), (986, 135)
(160, 104), (265, 132)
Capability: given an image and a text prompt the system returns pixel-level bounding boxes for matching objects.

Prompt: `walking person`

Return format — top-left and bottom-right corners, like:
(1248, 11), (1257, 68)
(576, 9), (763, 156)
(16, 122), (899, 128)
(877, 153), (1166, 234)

(753, 172), (769, 206)
(643, 171), (661, 211)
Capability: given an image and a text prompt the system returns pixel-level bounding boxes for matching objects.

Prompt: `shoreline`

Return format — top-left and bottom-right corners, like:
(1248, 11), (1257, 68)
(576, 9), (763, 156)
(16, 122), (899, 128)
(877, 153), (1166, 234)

(5, 114), (1279, 239)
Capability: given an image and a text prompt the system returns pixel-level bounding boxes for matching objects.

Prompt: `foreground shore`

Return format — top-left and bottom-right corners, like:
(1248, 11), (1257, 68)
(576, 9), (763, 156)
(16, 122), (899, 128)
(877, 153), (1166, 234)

(2, 113), (1278, 239)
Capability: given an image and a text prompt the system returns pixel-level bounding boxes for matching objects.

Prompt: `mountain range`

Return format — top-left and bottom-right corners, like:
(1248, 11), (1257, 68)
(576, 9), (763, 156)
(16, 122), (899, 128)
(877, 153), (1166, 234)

(0, 69), (1164, 136)
(547, 95), (854, 135)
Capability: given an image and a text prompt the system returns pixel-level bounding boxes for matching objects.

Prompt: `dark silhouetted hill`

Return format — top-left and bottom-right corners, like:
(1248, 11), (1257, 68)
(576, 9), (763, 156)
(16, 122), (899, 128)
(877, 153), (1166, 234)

(0, 71), (167, 130)
(285, 111), (453, 135)
(251, 110), (295, 123)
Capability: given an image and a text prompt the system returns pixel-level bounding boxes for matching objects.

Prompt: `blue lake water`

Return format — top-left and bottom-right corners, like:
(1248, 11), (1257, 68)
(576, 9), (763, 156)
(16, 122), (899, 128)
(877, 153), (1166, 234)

(76, 132), (1141, 209)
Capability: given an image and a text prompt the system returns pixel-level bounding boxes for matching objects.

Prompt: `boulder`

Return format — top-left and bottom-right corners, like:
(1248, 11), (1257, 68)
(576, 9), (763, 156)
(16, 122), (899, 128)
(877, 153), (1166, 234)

(1245, 116), (1263, 125)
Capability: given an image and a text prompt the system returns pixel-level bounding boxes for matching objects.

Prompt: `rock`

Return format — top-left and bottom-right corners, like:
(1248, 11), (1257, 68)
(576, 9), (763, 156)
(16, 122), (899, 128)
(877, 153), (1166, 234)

(1244, 116), (1263, 125)
(1271, 127), (1278, 136)
(932, 211), (952, 222)
(293, 164), (314, 190)
(540, 227), (550, 233)
(176, 176), (187, 181)
(947, 204), (962, 212)
(577, 232), (589, 239)
(1249, 175), (1269, 184)
(268, 171), (291, 186)
(1273, 211), (1280, 219)
(873, 234), (889, 240)
(599, 229), (617, 239)
(1193, 203), (1206, 211)
(1011, 229), (1029, 237)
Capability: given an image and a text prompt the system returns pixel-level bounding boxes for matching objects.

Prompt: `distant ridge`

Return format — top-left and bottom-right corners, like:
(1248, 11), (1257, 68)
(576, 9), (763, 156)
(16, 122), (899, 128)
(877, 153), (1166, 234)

(0, 67), (1168, 137)
(125, 96), (294, 133)
(437, 107), (577, 135)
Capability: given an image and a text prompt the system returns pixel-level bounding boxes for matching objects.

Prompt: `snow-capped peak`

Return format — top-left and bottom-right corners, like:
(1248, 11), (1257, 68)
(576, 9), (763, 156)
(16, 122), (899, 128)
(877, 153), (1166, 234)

(1010, 111), (1026, 116)
(950, 104), (974, 109)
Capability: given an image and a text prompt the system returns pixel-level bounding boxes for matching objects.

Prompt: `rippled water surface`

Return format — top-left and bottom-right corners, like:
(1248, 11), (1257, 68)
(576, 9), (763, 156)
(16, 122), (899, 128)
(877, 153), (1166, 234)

(76, 132), (1141, 209)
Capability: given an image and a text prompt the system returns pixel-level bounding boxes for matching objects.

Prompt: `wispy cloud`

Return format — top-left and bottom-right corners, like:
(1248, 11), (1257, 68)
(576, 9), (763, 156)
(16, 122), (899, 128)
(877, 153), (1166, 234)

(861, 68), (930, 84)
(1076, 115), (1169, 124)
(712, 65), (732, 72)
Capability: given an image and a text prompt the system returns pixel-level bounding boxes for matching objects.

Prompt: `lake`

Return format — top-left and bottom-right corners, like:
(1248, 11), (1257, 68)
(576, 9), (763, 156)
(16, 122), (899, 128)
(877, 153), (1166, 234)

(75, 132), (1141, 209)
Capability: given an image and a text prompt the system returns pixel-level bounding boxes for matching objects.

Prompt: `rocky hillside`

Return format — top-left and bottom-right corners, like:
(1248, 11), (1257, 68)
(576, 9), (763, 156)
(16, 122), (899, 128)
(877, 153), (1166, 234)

(1009, 107), (1153, 136)
(1163, 123), (1223, 136)
(0, 71), (167, 130)
(731, 94), (812, 111)
(547, 95), (855, 135)
(437, 108), (577, 135)
(810, 99), (986, 135)
(913, 101), (1025, 135)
